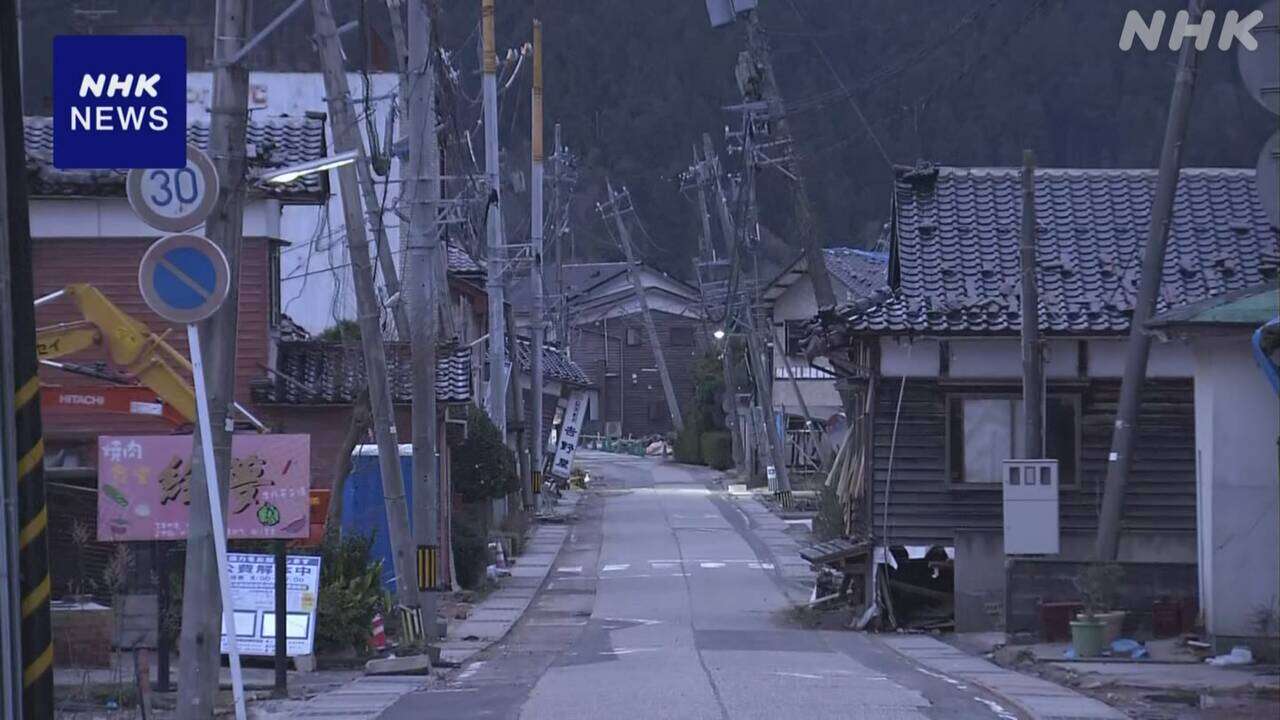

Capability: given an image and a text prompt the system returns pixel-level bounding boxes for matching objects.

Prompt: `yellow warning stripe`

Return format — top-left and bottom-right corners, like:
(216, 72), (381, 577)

(15, 377), (39, 410)
(19, 507), (47, 549)
(22, 644), (53, 688)
(21, 575), (50, 619)
(17, 438), (44, 479)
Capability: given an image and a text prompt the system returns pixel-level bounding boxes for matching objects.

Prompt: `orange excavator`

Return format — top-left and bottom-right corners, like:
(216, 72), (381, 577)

(35, 283), (264, 430)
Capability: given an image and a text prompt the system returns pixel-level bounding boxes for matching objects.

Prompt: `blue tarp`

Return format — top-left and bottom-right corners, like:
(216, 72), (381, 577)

(340, 451), (414, 593)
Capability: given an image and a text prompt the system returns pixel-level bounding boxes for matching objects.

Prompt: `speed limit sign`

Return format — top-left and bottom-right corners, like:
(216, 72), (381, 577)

(127, 145), (220, 232)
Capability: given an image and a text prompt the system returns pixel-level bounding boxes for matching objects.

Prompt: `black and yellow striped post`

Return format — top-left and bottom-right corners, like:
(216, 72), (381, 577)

(2, 0), (55, 710)
(416, 545), (439, 592)
(531, 470), (542, 495)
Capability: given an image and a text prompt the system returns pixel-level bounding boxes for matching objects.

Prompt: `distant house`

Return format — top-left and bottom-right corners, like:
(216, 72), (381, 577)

(762, 247), (887, 474)
(1149, 284), (1279, 655)
(813, 165), (1279, 634)
(552, 262), (706, 438)
(24, 114), (329, 596)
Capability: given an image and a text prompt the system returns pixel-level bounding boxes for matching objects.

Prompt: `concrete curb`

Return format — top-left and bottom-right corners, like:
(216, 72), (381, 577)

(437, 489), (584, 664)
(727, 491), (816, 605)
(879, 635), (1126, 720)
(279, 491), (584, 718)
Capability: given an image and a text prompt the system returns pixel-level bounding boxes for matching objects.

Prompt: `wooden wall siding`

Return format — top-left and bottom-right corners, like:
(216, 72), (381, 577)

(869, 377), (1196, 547)
(569, 310), (705, 437)
(34, 236), (274, 440)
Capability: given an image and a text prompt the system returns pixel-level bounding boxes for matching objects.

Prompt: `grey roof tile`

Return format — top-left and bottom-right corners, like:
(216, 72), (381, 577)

(252, 341), (472, 405)
(837, 166), (1280, 335)
(23, 114), (329, 202)
(514, 338), (590, 387)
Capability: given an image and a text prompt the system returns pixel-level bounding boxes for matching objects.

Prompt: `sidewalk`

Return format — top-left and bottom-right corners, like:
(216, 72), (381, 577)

(275, 490), (584, 719)
(882, 635), (1126, 720)
(725, 486), (816, 605)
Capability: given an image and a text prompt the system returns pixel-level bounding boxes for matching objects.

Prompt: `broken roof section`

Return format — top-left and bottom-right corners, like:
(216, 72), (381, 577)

(23, 114), (330, 202)
(834, 165), (1279, 336)
(763, 247), (888, 304)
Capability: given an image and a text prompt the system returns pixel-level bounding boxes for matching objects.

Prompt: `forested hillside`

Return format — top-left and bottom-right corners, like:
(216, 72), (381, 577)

(20, 0), (1276, 278)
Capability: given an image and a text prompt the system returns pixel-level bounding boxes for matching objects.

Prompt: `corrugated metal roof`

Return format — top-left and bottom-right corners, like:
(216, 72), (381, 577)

(22, 114), (329, 202)
(252, 341), (472, 405)
(835, 166), (1280, 335)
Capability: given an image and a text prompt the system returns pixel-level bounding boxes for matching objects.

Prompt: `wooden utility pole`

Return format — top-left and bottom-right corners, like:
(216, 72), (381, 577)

(1097, 0), (1203, 561)
(604, 181), (685, 433)
(742, 9), (837, 313)
(177, 0), (251, 714)
(310, 0), (419, 611)
(1020, 150), (1044, 459)
(481, 0), (508, 436)
(404, 0), (443, 638)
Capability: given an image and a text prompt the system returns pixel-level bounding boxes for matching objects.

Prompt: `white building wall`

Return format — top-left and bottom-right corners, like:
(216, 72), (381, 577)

(1088, 337), (1194, 377)
(879, 337), (940, 377)
(1192, 335), (1280, 645)
(188, 71), (401, 335)
(770, 275), (843, 418)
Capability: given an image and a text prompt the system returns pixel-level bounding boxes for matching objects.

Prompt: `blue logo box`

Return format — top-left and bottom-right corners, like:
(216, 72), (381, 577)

(53, 35), (187, 169)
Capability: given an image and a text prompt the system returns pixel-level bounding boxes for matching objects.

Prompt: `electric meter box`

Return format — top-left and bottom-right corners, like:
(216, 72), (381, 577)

(1002, 459), (1060, 555)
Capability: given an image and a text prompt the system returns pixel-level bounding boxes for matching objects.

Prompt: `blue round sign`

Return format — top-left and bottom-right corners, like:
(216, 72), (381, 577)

(138, 234), (230, 324)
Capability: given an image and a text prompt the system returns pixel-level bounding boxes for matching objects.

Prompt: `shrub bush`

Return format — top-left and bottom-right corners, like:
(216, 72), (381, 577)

(700, 431), (733, 470)
(452, 504), (490, 590)
(315, 531), (384, 654)
(674, 414), (704, 464)
(449, 405), (519, 502)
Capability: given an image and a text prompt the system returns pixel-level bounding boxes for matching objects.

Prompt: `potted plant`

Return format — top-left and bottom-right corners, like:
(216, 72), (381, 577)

(1071, 563), (1123, 657)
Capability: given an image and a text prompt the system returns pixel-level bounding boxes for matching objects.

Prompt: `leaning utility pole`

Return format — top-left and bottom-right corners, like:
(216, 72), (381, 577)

(178, 0), (251, 713)
(530, 19), (547, 506)
(706, 131), (791, 493)
(404, 0), (443, 638)
(1096, 0), (1203, 561)
(742, 9), (837, 313)
(482, 0), (508, 436)
(1020, 150), (1044, 459)
(310, 0), (419, 610)
(603, 181), (684, 432)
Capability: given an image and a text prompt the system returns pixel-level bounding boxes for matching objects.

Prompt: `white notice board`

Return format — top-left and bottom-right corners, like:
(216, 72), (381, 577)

(220, 553), (321, 657)
(550, 390), (589, 479)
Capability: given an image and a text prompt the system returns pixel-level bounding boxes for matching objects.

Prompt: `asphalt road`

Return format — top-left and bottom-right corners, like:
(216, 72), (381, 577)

(383, 452), (1024, 720)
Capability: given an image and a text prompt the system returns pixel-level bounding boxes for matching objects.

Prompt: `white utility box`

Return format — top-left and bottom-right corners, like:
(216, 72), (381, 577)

(1002, 459), (1060, 555)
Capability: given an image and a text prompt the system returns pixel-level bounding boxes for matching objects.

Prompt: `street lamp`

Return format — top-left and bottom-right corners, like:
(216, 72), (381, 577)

(262, 149), (358, 184)
(713, 329), (726, 340)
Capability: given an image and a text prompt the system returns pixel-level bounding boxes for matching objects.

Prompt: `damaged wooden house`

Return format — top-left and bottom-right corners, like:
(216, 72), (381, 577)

(807, 164), (1279, 637)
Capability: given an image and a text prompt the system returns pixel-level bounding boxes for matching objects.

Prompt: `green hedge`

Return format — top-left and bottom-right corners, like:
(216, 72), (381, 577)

(700, 432), (733, 470)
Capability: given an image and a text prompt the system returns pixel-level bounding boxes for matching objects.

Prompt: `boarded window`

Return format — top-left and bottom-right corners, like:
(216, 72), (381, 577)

(947, 395), (1079, 484)
(625, 326), (642, 346)
(669, 325), (694, 347)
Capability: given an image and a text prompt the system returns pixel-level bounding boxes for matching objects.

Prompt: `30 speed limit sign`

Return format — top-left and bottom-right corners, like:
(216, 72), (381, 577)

(127, 144), (220, 232)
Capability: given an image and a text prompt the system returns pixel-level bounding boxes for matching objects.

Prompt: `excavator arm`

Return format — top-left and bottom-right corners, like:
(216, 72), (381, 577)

(37, 284), (199, 423)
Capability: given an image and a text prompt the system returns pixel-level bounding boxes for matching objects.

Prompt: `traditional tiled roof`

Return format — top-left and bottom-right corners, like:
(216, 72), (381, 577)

(447, 242), (484, 275)
(514, 338), (591, 387)
(823, 247), (889, 298)
(22, 114), (329, 202)
(834, 165), (1280, 335)
(252, 341), (472, 405)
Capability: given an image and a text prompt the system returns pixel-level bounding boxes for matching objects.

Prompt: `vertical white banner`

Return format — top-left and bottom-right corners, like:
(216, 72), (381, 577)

(549, 390), (589, 479)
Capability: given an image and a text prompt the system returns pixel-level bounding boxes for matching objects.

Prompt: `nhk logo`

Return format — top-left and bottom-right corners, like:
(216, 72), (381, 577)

(1119, 9), (1265, 51)
(53, 35), (186, 169)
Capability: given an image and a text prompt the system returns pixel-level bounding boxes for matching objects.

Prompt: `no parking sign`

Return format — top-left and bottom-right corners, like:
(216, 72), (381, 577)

(137, 233), (230, 324)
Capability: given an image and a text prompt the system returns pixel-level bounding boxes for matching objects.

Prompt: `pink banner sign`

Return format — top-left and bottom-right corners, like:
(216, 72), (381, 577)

(97, 434), (311, 541)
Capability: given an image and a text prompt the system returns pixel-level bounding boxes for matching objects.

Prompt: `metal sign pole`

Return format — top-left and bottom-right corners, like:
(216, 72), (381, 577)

(186, 323), (246, 720)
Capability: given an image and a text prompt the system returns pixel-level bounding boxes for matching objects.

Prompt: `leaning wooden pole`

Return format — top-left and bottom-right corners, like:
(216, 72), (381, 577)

(1096, 0), (1203, 561)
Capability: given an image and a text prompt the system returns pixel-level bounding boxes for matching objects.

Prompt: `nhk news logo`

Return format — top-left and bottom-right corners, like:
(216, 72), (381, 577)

(53, 35), (187, 169)
(1118, 8), (1266, 51)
